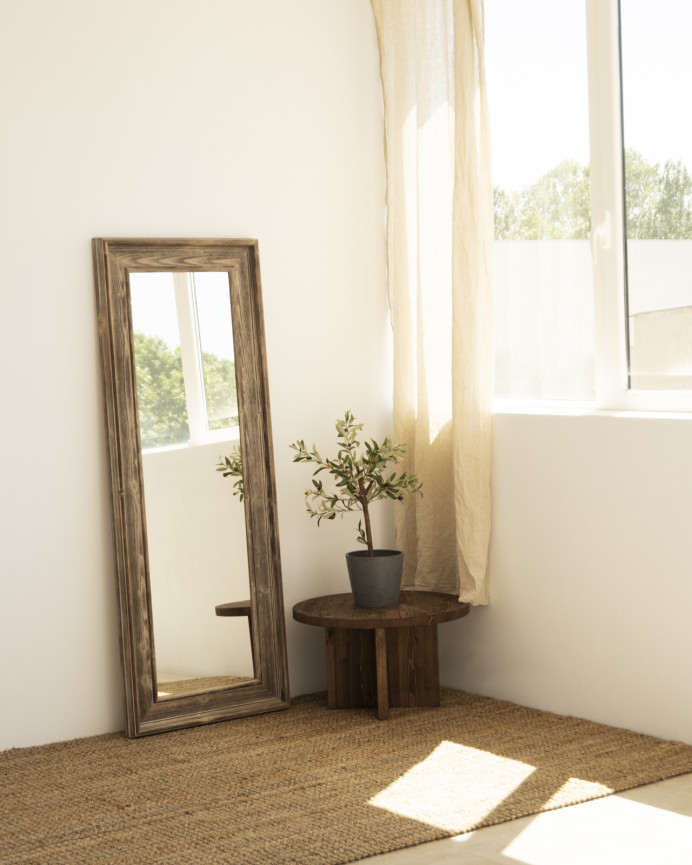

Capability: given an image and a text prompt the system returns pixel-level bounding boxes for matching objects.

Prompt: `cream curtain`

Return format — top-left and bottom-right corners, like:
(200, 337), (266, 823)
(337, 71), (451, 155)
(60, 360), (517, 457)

(370, 0), (494, 605)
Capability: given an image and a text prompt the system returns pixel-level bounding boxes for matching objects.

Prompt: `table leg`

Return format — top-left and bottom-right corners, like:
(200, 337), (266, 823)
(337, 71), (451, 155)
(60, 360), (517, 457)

(325, 627), (337, 709)
(375, 628), (389, 720)
(386, 624), (440, 708)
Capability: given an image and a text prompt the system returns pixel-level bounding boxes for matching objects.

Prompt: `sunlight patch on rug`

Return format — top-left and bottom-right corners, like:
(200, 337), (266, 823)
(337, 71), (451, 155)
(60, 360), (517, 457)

(369, 740), (536, 832)
(542, 776), (612, 809)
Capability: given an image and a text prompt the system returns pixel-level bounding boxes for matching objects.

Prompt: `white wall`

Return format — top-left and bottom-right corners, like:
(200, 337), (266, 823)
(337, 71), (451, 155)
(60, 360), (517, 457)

(0, 0), (390, 749)
(440, 410), (692, 745)
(455, 238), (692, 744)
(143, 441), (254, 681)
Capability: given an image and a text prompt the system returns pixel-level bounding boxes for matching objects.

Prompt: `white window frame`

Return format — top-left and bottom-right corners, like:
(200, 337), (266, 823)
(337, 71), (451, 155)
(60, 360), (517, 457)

(495, 0), (692, 415)
(587, 0), (692, 413)
(177, 271), (240, 447)
(173, 273), (209, 444)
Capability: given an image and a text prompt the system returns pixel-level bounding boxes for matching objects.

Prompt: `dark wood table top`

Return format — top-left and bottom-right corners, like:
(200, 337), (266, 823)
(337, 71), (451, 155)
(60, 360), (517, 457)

(293, 591), (470, 630)
(215, 600), (252, 617)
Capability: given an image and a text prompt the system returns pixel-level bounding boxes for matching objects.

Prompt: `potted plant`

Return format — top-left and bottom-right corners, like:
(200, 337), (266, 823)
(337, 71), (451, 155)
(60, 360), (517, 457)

(290, 411), (422, 608)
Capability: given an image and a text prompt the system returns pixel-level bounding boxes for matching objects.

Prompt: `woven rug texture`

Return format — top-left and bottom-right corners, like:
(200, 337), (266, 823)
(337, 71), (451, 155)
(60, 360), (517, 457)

(2, 688), (692, 865)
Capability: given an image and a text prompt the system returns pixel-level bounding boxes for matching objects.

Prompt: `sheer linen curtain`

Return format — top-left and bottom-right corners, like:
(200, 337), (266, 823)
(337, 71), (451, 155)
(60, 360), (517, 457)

(370, 0), (494, 605)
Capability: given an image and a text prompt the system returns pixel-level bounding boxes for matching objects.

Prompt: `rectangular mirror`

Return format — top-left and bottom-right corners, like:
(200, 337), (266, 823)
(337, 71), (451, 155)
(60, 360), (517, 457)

(130, 270), (253, 699)
(93, 238), (289, 736)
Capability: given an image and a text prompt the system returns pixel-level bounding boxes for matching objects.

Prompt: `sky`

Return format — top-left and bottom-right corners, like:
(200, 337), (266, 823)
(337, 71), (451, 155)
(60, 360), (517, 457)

(485, 0), (692, 192)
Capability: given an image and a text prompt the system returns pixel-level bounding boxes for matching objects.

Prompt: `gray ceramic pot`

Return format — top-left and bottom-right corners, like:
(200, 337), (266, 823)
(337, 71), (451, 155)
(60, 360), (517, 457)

(345, 549), (404, 608)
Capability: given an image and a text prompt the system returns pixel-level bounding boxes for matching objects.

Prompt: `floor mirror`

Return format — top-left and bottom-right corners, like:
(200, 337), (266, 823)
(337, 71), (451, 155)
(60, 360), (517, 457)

(93, 238), (289, 737)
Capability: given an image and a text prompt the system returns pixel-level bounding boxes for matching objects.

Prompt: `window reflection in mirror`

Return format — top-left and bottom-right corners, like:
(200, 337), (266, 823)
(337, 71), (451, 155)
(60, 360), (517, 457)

(129, 271), (254, 700)
(130, 271), (239, 448)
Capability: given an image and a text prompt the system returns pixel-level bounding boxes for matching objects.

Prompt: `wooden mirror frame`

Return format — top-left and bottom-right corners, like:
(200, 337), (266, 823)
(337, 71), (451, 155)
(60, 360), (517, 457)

(93, 238), (289, 737)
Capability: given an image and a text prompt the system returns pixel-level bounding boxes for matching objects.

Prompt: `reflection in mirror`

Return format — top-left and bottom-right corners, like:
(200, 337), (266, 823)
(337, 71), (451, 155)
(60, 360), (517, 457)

(93, 238), (289, 737)
(130, 272), (254, 699)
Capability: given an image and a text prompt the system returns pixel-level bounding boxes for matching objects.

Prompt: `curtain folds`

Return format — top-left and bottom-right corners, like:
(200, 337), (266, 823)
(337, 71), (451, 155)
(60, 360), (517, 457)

(370, 0), (494, 604)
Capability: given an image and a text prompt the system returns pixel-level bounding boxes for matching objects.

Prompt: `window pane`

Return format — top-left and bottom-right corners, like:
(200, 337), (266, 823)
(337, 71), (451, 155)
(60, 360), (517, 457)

(192, 272), (239, 432)
(487, 0), (594, 400)
(130, 273), (190, 449)
(621, 0), (692, 391)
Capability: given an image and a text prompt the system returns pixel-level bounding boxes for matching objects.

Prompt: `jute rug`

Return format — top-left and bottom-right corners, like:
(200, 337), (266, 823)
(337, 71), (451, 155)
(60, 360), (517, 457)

(3, 689), (692, 865)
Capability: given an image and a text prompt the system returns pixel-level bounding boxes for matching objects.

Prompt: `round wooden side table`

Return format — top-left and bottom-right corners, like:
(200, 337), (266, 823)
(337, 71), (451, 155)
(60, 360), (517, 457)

(293, 591), (470, 720)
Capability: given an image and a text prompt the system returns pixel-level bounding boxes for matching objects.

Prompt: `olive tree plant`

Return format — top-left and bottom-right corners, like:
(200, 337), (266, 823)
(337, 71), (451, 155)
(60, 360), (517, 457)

(216, 444), (244, 501)
(289, 411), (422, 556)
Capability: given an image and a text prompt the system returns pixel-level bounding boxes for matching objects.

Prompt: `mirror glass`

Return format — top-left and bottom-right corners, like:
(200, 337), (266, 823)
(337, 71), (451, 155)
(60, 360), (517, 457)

(93, 238), (289, 737)
(129, 271), (253, 699)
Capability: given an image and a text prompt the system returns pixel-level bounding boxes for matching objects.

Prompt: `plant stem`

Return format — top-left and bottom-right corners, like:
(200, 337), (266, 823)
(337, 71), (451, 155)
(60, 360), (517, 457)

(358, 477), (374, 556)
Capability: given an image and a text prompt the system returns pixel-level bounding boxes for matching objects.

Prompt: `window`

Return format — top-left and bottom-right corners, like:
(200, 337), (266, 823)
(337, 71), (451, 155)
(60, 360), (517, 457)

(487, 0), (692, 411)
(129, 271), (239, 450)
(620, 1), (692, 393)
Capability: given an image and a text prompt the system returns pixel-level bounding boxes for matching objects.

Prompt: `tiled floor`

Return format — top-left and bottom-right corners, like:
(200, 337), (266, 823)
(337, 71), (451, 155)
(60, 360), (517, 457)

(362, 772), (692, 864)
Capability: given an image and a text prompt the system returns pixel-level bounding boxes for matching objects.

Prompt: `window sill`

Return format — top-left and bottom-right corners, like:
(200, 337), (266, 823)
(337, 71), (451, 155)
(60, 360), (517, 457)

(492, 399), (692, 421)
